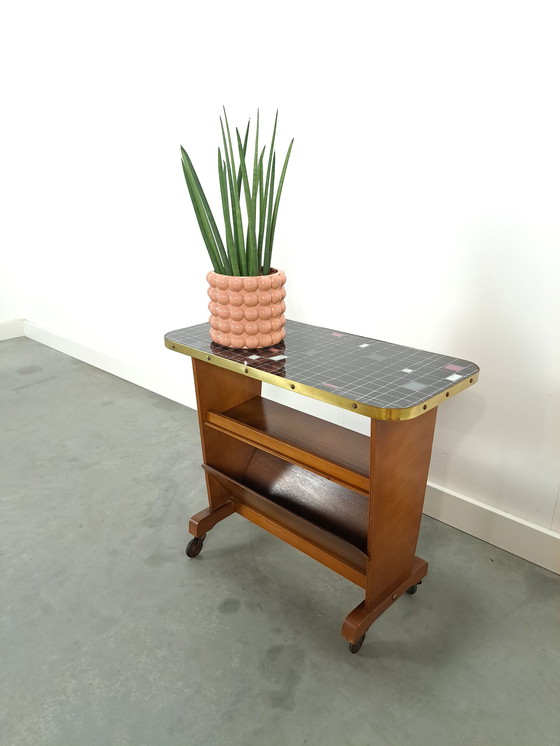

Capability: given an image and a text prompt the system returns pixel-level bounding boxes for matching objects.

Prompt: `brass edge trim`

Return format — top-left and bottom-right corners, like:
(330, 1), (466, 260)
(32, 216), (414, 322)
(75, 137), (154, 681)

(165, 338), (479, 422)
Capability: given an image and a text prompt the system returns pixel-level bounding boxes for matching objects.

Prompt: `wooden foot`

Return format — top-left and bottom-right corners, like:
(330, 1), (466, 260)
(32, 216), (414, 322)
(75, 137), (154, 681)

(342, 556), (428, 644)
(188, 501), (234, 538)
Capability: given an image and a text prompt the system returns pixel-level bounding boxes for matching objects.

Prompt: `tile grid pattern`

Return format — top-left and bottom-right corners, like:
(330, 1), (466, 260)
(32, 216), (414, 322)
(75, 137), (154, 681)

(166, 321), (479, 412)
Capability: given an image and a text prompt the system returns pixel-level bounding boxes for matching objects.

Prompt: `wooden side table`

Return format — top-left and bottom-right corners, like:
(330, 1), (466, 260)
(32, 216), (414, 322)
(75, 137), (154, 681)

(165, 321), (479, 653)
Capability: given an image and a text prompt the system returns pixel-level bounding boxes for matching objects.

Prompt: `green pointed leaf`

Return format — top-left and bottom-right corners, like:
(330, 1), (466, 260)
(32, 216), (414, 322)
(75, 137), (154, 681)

(251, 110), (260, 221)
(263, 153), (276, 275)
(238, 119), (250, 198)
(217, 150), (236, 275)
(263, 111), (278, 228)
(221, 115), (247, 275)
(219, 119), (239, 262)
(268, 138), (294, 267)
(257, 147), (266, 270)
(181, 145), (228, 272)
(236, 128), (258, 276)
(180, 150), (224, 273)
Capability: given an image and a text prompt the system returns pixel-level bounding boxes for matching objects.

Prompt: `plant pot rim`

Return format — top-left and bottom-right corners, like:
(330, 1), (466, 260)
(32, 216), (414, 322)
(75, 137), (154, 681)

(207, 267), (282, 279)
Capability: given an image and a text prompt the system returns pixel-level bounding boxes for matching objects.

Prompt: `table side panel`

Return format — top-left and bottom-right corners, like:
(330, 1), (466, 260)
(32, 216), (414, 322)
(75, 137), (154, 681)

(366, 407), (438, 606)
(192, 358), (262, 508)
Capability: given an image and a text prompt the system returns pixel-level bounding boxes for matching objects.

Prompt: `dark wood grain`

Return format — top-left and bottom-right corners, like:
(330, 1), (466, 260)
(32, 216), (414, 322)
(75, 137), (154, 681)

(203, 464), (367, 586)
(239, 449), (369, 551)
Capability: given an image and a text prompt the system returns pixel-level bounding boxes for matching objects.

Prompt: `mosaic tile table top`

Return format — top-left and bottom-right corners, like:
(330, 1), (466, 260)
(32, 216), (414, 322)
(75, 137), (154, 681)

(165, 321), (479, 420)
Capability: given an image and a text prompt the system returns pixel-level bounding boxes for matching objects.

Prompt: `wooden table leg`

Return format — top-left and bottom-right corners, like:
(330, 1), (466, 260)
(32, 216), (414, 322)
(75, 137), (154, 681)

(192, 358), (261, 511)
(342, 556), (428, 643)
(342, 408), (437, 645)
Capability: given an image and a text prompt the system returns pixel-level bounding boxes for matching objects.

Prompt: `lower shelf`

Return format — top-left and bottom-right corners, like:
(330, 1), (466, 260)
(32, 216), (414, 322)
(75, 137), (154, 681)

(203, 457), (368, 586)
(244, 450), (368, 548)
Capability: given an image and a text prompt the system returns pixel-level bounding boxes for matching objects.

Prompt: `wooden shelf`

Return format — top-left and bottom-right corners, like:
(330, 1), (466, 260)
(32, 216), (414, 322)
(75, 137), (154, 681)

(203, 460), (368, 587)
(205, 396), (370, 495)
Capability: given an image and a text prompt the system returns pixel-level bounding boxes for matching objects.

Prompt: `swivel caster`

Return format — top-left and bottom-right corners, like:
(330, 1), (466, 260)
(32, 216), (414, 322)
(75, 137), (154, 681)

(349, 635), (366, 654)
(186, 534), (206, 558)
(406, 580), (423, 595)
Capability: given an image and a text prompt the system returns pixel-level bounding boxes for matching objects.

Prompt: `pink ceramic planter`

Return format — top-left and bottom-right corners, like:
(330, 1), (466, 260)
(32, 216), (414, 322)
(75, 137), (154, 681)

(207, 269), (287, 349)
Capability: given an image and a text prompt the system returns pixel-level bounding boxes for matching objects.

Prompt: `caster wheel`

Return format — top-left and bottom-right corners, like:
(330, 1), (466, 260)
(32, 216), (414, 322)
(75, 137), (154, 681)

(349, 635), (365, 654)
(186, 534), (206, 558)
(406, 580), (422, 595)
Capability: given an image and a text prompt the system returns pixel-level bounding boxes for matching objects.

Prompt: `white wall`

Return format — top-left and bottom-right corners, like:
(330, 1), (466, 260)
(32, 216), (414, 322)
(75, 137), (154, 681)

(1, 2), (559, 557)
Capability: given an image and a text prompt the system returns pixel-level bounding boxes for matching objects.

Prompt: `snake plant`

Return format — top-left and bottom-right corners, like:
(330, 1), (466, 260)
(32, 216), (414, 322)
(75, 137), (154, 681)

(180, 109), (293, 276)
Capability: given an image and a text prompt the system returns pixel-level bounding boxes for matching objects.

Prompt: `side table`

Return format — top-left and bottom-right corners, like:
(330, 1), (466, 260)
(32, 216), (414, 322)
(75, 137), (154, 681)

(165, 320), (479, 653)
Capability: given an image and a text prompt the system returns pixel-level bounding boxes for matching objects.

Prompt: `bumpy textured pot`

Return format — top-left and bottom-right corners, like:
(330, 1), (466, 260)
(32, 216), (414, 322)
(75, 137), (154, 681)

(207, 268), (287, 349)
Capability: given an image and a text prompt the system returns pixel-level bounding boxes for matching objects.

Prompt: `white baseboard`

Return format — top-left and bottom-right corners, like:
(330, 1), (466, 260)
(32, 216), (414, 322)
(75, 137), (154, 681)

(23, 320), (141, 386)
(21, 320), (194, 409)
(424, 483), (559, 574)
(0, 319), (25, 341)
(9, 319), (560, 575)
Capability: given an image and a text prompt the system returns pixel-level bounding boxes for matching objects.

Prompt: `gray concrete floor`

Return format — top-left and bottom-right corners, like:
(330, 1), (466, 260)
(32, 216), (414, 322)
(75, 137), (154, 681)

(1, 337), (559, 746)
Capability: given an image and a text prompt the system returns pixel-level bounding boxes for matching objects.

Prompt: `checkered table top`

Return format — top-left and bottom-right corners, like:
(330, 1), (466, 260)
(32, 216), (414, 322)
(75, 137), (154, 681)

(165, 320), (479, 420)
